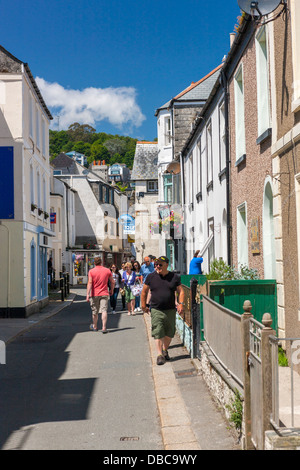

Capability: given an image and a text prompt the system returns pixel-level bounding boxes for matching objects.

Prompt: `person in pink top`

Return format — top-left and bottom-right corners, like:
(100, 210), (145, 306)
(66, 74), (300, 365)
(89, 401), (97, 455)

(86, 256), (115, 333)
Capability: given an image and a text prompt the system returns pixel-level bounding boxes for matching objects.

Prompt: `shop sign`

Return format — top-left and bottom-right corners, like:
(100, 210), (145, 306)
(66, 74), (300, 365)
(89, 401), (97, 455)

(119, 213), (135, 234)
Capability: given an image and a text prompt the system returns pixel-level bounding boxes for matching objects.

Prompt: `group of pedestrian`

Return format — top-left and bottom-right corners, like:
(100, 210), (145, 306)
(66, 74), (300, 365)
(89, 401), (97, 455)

(86, 254), (184, 367)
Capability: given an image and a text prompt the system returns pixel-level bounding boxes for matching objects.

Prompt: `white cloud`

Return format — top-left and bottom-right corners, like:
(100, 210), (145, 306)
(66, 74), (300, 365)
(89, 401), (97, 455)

(35, 77), (146, 131)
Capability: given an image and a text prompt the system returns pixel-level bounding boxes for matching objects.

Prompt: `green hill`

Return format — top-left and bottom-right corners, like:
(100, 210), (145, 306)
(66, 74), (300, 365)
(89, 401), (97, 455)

(49, 123), (138, 169)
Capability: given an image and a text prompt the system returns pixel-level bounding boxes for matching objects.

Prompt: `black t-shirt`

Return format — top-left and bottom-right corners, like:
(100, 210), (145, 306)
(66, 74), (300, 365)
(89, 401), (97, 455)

(145, 271), (181, 310)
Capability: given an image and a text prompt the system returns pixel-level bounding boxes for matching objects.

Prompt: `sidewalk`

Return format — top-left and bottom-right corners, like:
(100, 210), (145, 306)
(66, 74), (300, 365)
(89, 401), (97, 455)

(143, 313), (240, 450)
(0, 293), (76, 344)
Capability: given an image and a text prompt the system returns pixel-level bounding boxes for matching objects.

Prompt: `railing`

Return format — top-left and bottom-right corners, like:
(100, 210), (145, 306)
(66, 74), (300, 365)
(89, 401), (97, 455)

(270, 336), (300, 430)
(177, 279), (201, 358)
(181, 284), (192, 327)
(202, 295), (244, 388)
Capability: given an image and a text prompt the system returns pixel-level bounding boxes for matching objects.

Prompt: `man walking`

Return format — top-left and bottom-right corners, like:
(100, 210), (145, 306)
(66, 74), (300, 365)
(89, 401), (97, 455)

(141, 256), (184, 365)
(139, 256), (155, 284)
(86, 256), (115, 333)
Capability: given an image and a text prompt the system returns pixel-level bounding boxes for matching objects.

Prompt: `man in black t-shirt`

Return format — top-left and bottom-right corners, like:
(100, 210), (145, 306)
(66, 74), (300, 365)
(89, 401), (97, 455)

(141, 256), (184, 365)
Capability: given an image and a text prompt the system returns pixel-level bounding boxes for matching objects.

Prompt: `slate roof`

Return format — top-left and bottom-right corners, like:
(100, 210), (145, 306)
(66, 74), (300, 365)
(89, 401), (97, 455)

(0, 45), (53, 120)
(51, 153), (80, 175)
(155, 64), (223, 114)
(131, 142), (158, 181)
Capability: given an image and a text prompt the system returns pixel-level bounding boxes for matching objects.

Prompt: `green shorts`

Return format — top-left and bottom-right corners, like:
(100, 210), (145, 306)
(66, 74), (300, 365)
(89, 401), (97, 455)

(151, 308), (176, 340)
(124, 286), (135, 303)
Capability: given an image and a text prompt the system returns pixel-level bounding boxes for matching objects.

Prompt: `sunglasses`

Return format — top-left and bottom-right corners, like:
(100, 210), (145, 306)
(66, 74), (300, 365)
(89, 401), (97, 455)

(155, 263), (163, 267)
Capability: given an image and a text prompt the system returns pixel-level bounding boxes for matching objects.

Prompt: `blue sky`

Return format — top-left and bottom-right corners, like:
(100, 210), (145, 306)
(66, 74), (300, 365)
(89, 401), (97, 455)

(1, 0), (241, 141)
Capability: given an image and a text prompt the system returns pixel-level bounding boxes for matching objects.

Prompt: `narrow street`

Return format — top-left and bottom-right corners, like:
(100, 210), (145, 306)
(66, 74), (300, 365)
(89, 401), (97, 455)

(0, 288), (240, 451)
(0, 288), (163, 450)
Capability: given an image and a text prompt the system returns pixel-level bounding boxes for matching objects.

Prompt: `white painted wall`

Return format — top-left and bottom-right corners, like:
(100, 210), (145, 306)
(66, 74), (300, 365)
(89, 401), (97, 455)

(183, 95), (228, 274)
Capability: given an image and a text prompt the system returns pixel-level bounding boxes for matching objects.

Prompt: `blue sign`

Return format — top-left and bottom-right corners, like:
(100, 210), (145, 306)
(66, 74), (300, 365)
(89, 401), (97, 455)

(0, 147), (14, 219)
(119, 214), (135, 234)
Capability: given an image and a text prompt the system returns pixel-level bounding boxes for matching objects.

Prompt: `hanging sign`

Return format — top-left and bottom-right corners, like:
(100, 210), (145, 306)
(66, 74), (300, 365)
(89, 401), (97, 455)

(119, 214), (135, 234)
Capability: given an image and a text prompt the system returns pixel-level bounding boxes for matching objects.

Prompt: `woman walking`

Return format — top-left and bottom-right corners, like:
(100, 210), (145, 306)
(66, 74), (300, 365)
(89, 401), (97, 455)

(119, 262), (126, 310)
(132, 260), (142, 313)
(109, 264), (121, 313)
(122, 262), (136, 315)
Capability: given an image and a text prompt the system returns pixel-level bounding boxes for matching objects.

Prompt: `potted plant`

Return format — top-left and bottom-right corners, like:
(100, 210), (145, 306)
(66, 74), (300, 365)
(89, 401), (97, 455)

(38, 208), (43, 216)
(31, 203), (37, 212)
(44, 211), (49, 220)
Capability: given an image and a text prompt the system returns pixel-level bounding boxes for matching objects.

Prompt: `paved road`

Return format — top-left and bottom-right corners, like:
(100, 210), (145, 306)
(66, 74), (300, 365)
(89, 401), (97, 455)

(0, 289), (163, 450)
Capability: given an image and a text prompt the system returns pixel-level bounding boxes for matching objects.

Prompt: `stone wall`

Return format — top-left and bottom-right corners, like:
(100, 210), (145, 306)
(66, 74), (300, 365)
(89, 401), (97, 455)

(173, 105), (203, 159)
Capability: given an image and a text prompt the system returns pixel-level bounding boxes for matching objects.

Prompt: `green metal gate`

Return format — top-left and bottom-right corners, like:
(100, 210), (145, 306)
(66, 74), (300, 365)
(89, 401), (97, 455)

(209, 280), (278, 332)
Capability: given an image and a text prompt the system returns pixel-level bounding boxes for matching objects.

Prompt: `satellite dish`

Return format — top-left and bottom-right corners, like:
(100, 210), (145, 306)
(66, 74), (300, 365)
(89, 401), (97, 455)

(238, 0), (282, 17)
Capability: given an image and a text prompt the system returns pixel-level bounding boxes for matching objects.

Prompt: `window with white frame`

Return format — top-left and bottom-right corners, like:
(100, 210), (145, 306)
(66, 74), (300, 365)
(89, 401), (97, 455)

(29, 94), (34, 139)
(291, 0), (300, 112)
(42, 118), (46, 156)
(36, 107), (40, 149)
(206, 120), (213, 184)
(164, 116), (171, 146)
(43, 176), (47, 212)
(234, 65), (246, 161)
(147, 180), (158, 192)
(237, 202), (248, 267)
(37, 170), (41, 210)
(30, 162), (35, 206)
(219, 100), (226, 171)
(198, 138), (202, 197)
(163, 174), (172, 203)
(256, 26), (271, 138)
(189, 154), (194, 204)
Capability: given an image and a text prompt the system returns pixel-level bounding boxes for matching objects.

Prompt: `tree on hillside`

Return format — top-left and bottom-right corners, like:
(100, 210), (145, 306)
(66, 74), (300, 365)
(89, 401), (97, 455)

(67, 123), (97, 143)
(49, 130), (70, 156)
(103, 138), (127, 157)
(72, 141), (92, 157)
(88, 139), (111, 165)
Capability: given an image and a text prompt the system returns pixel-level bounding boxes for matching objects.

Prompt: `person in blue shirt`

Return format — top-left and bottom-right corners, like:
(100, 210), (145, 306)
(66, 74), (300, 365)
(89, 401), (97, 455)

(189, 250), (203, 275)
(140, 256), (155, 284)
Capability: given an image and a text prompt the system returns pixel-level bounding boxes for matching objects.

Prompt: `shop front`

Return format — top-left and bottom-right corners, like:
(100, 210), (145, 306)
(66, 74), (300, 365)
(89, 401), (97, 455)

(70, 250), (125, 285)
(72, 251), (103, 285)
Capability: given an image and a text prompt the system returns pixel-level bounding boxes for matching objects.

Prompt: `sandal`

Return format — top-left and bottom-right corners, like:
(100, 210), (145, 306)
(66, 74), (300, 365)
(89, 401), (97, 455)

(90, 324), (98, 331)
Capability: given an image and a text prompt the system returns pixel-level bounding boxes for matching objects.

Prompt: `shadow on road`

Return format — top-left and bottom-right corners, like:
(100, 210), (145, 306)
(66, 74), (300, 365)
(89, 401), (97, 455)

(0, 292), (128, 449)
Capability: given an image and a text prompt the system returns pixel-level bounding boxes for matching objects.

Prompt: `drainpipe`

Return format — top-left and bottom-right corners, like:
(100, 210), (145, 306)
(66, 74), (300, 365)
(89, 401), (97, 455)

(179, 151), (187, 273)
(220, 68), (232, 266)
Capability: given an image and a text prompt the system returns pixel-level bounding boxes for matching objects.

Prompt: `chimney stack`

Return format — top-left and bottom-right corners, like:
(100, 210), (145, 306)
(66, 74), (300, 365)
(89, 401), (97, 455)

(230, 32), (235, 47)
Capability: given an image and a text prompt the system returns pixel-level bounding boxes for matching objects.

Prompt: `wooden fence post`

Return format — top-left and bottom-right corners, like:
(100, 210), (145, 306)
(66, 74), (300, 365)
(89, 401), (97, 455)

(261, 312), (275, 449)
(241, 300), (254, 450)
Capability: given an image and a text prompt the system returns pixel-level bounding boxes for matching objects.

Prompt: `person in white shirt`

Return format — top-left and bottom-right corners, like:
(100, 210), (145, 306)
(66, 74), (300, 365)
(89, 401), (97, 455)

(109, 264), (122, 314)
